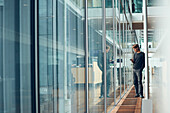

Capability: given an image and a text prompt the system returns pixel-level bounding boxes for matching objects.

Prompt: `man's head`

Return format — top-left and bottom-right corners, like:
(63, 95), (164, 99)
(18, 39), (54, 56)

(132, 44), (140, 52)
(106, 45), (110, 53)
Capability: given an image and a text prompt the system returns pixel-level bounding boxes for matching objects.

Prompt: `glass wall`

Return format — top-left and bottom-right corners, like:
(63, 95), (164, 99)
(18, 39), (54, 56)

(87, 0), (135, 112)
(0, 0), (32, 113)
(39, 0), (54, 112)
(105, 0), (115, 110)
(88, 2), (104, 112)
(0, 0), (136, 113)
(38, 0), (86, 113)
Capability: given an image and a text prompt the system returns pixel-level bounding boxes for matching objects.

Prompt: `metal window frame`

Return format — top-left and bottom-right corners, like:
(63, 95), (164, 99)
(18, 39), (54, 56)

(118, 0), (122, 98)
(33, 0), (137, 112)
(115, 0), (118, 105)
(143, 0), (149, 99)
(102, 0), (107, 112)
(85, 0), (89, 112)
(52, 0), (57, 112)
(33, 0), (39, 113)
(15, 0), (20, 112)
(125, 17), (128, 92)
(112, 0), (117, 106)
(122, 0), (126, 93)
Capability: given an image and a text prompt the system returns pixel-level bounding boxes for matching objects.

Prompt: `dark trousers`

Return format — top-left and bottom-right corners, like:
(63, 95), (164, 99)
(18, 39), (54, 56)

(101, 69), (111, 96)
(133, 69), (143, 96)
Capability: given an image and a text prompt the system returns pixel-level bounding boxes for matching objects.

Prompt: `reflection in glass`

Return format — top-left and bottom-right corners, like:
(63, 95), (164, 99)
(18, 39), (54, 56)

(0, 0), (137, 113)
(0, 0), (32, 113)
(39, 0), (86, 113)
(88, 12), (104, 112)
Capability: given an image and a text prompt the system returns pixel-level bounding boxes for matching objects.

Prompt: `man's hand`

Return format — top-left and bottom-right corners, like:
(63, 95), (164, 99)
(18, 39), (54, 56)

(130, 59), (134, 63)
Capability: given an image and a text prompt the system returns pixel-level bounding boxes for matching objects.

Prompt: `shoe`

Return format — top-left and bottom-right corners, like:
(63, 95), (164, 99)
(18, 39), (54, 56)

(139, 95), (144, 98)
(107, 95), (110, 98)
(99, 95), (103, 98)
(134, 94), (139, 97)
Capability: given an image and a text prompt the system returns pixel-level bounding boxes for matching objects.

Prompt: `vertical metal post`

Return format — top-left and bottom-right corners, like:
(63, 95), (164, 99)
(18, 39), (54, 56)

(118, 0), (121, 97)
(143, 0), (149, 99)
(34, 0), (39, 113)
(126, 22), (128, 90)
(0, 6), (4, 113)
(64, 0), (67, 106)
(102, 0), (107, 112)
(114, 0), (118, 105)
(2, 2), (6, 112)
(129, 0), (132, 13)
(127, 25), (130, 89)
(123, 4), (125, 93)
(85, 0), (89, 112)
(112, 0), (116, 105)
(53, 0), (57, 112)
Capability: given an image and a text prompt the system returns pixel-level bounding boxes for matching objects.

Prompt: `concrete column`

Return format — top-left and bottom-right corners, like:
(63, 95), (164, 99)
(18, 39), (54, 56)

(142, 0), (153, 113)
(143, 0), (149, 100)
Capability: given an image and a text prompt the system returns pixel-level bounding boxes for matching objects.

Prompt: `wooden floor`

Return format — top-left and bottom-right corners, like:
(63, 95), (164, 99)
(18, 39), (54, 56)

(88, 86), (127, 113)
(111, 86), (142, 113)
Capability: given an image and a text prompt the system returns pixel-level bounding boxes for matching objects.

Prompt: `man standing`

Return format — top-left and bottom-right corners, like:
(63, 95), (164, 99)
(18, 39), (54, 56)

(98, 46), (111, 98)
(130, 44), (145, 98)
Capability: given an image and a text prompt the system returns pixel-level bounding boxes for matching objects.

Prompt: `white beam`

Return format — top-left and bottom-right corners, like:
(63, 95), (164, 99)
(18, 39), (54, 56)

(143, 0), (149, 99)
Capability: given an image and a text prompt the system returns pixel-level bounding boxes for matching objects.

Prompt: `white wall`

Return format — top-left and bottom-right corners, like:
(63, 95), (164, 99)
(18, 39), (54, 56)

(149, 1), (170, 112)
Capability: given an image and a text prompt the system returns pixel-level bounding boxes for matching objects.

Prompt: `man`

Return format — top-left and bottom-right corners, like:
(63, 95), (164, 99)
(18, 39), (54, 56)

(98, 46), (111, 98)
(130, 44), (145, 98)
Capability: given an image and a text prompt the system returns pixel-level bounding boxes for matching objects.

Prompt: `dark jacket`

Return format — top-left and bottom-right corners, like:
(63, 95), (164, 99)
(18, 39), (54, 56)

(97, 51), (110, 71)
(133, 52), (145, 70)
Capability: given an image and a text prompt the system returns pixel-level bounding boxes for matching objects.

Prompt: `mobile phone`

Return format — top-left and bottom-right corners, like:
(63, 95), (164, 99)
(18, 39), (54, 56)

(130, 59), (133, 62)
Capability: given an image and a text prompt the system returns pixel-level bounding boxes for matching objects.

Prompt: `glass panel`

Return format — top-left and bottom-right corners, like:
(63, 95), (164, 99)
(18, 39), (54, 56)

(106, 1), (115, 110)
(0, 0), (32, 113)
(125, 0), (129, 14)
(38, 0), (86, 113)
(39, 1), (54, 113)
(133, 0), (142, 13)
(124, 17), (128, 92)
(114, 19), (119, 104)
(88, 2), (104, 113)
(116, 0), (121, 102)
(127, 26), (133, 89)
(115, 18), (119, 104)
(93, 0), (102, 7)
(116, 48), (121, 101)
(148, 0), (160, 6)
(120, 50), (124, 96)
(106, 0), (112, 8)
(120, 4), (125, 96)
(126, 26), (130, 89)
(88, 0), (93, 7)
